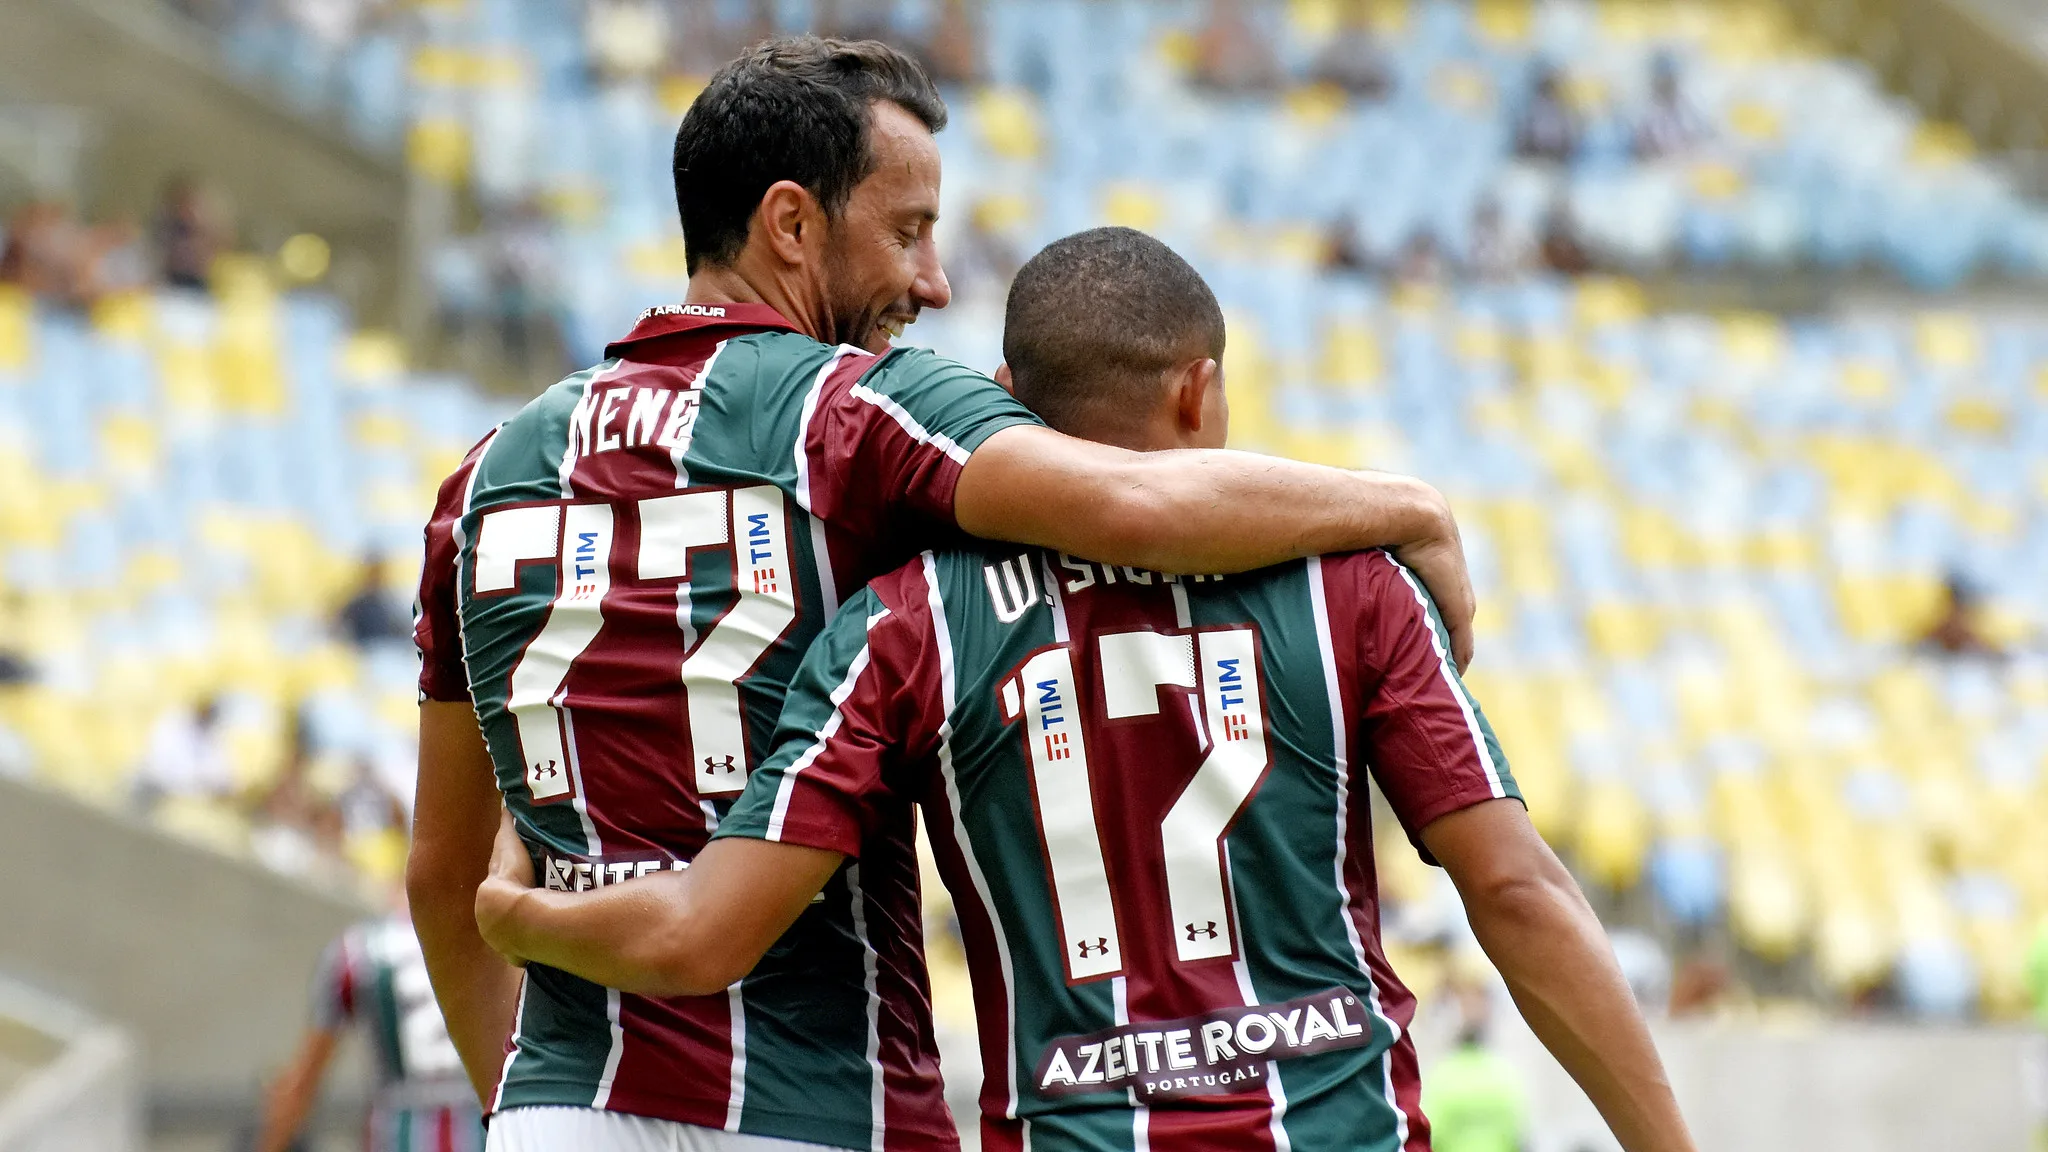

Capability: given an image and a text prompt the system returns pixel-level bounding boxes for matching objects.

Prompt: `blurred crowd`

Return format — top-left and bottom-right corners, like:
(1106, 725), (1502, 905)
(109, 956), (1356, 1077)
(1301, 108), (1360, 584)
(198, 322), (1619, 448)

(0, 178), (228, 311)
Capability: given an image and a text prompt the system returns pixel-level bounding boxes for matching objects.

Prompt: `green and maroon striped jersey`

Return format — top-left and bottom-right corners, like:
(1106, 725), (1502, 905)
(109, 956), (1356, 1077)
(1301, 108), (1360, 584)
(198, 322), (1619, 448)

(413, 304), (1039, 1150)
(717, 546), (1521, 1152)
(312, 916), (482, 1152)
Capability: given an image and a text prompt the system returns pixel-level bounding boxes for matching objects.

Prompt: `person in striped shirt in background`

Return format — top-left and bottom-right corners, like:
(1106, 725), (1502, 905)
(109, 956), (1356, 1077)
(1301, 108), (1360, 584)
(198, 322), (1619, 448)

(473, 227), (1699, 1152)
(257, 886), (482, 1152)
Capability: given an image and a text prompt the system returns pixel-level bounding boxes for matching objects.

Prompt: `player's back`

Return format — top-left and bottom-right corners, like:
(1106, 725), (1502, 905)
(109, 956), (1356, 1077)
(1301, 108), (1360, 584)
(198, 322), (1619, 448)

(889, 545), (1518, 1152)
(417, 304), (1034, 1147)
(315, 917), (480, 1150)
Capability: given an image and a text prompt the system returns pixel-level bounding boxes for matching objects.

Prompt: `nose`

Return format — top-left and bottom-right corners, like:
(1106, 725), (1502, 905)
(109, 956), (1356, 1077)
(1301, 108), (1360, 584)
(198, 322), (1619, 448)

(911, 236), (952, 312)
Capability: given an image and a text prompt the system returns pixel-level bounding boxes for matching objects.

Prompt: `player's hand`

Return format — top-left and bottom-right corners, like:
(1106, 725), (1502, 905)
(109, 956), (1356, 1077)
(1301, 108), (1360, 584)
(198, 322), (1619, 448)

(1387, 485), (1475, 672)
(475, 808), (535, 967)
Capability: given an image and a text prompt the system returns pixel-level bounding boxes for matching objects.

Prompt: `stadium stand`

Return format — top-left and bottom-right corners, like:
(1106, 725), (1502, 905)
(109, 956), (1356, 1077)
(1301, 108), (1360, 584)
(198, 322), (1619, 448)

(4, 0), (2045, 1043)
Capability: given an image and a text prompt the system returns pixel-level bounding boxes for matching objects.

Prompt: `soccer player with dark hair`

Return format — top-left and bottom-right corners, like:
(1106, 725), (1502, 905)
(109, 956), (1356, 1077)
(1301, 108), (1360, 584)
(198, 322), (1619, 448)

(411, 36), (1480, 1152)
(472, 228), (1700, 1152)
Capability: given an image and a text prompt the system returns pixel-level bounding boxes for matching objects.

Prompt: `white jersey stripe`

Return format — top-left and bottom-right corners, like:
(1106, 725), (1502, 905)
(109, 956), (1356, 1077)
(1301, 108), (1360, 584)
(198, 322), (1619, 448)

(847, 383), (972, 466)
(1308, 556), (1409, 1148)
(791, 346), (866, 514)
(1384, 553), (1504, 797)
(846, 863), (888, 1152)
(922, 551), (1024, 1123)
(763, 609), (889, 841)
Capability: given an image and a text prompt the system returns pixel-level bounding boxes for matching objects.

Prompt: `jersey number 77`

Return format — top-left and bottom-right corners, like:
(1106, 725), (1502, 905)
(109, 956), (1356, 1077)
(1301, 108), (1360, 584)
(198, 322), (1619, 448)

(1000, 627), (1272, 984)
(470, 485), (800, 802)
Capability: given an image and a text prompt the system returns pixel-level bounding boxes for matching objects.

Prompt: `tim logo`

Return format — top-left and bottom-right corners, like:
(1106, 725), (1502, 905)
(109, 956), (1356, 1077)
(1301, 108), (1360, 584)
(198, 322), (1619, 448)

(704, 755), (738, 776)
(568, 531), (603, 599)
(1215, 658), (1246, 712)
(1076, 938), (1111, 959)
(1044, 731), (1071, 761)
(1222, 714), (1248, 742)
(1036, 679), (1065, 731)
(744, 513), (780, 595)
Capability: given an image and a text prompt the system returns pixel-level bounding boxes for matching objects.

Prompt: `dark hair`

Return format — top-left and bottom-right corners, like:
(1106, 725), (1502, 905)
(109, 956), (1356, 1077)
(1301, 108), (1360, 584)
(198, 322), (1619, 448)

(672, 36), (947, 272)
(1002, 227), (1226, 437)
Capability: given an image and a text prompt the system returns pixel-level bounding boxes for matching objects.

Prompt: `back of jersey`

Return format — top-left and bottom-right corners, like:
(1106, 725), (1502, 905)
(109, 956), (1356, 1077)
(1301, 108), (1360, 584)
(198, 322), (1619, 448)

(415, 304), (1034, 1147)
(917, 547), (1519, 1152)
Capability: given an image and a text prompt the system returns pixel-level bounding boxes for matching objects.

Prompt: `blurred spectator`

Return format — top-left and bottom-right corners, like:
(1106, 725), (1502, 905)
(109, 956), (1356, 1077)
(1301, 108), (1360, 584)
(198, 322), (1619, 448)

(134, 695), (232, 809)
(920, 0), (983, 86)
(815, 0), (896, 43)
(1, 202), (94, 308)
(1634, 54), (1710, 160)
(337, 754), (408, 847)
(1395, 231), (1447, 288)
(336, 552), (409, 648)
(1668, 954), (1733, 1018)
(1466, 198), (1529, 283)
(1919, 574), (2000, 658)
(947, 200), (1023, 303)
(1309, 0), (1391, 101)
(1539, 203), (1595, 275)
(254, 709), (343, 857)
(673, 0), (770, 76)
(483, 198), (566, 374)
(155, 176), (224, 293)
(1193, 0), (1283, 94)
(585, 0), (669, 86)
(1514, 63), (1581, 163)
(1321, 212), (1373, 275)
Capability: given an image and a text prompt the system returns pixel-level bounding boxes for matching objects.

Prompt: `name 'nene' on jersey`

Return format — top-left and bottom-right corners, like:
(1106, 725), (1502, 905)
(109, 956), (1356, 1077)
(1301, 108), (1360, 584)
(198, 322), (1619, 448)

(716, 546), (1522, 1152)
(414, 304), (1039, 1151)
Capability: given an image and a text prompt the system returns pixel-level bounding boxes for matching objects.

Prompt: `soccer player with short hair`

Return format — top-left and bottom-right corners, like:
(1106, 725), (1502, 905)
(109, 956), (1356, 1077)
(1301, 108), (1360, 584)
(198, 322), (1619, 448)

(256, 896), (482, 1152)
(411, 36), (1479, 1152)
(472, 228), (1699, 1152)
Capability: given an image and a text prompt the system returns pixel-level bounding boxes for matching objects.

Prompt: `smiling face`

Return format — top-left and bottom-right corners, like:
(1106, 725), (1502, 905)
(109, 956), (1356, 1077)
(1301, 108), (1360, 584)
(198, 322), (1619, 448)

(818, 100), (952, 354)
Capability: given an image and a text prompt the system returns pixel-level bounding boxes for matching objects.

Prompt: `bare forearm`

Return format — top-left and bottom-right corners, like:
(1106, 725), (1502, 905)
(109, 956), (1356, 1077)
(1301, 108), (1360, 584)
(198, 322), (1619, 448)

(488, 874), (719, 998)
(411, 882), (522, 1106)
(1468, 875), (1695, 1152)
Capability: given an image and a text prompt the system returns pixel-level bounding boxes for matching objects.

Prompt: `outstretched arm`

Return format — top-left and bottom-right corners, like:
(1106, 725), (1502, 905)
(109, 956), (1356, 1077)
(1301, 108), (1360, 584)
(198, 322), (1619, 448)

(955, 426), (1473, 667)
(475, 811), (845, 999)
(253, 1026), (340, 1152)
(1423, 800), (1696, 1152)
(408, 701), (524, 1107)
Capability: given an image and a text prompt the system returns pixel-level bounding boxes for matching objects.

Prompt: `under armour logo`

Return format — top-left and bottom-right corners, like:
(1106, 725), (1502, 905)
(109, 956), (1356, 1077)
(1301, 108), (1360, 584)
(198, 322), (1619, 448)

(532, 760), (559, 778)
(704, 755), (738, 774)
(1075, 937), (1111, 958)
(1185, 922), (1219, 941)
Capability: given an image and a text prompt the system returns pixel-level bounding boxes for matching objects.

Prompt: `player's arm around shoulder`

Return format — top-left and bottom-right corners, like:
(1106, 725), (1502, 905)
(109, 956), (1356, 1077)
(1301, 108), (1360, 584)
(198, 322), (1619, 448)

(476, 574), (939, 998)
(955, 425), (1476, 669)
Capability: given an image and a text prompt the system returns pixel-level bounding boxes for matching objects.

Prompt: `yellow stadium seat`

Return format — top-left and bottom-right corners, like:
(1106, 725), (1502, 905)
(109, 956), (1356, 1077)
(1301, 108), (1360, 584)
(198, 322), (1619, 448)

(158, 344), (219, 413)
(340, 332), (407, 382)
(1573, 277), (1646, 329)
(1472, 0), (1531, 45)
(407, 118), (472, 184)
(1725, 101), (1783, 144)
(972, 89), (1043, 162)
(1316, 325), (1383, 386)
(1909, 122), (1976, 168)
(90, 290), (154, 343)
(0, 284), (31, 372)
(1431, 62), (1492, 111)
(1838, 360), (1892, 402)
(1813, 902), (1893, 992)
(1719, 312), (1785, 367)
(1730, 849), (1808, 962)
(1915, 312), (1982, 371)
(1284, 84), (1348, 127)
(1574, 781), (1650, 889)
(346, 827), (409, 885)
(154, 796), (251, 856)
(1585, 601), (1660, 661)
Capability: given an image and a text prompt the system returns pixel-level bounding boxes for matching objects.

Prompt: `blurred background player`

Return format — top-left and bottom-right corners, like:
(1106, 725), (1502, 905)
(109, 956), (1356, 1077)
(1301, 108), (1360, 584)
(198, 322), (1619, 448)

(472, 227), (1697, 1152)
(253, 883), (481, 1152)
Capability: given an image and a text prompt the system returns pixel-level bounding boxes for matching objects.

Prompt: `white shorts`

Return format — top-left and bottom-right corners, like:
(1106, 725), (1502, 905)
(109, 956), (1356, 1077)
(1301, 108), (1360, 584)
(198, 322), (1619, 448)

(486, 1107), (841, 1152)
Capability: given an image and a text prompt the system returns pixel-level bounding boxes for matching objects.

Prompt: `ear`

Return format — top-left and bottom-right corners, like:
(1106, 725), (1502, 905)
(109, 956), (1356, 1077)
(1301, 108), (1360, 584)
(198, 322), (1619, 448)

(993, 362), (1015, 393)
(753, 179), (820, 267)
(1173, 357), (1222, 437)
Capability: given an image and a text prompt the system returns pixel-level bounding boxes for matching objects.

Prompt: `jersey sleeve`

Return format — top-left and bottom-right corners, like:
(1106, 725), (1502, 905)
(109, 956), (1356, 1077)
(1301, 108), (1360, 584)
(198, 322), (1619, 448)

(310, 930), (360, 1032)
(1344, 551), (1521, 862)
(716, 566), (946, 856)
(804, 346), (1041, 529)
(415, 431), (494, 703)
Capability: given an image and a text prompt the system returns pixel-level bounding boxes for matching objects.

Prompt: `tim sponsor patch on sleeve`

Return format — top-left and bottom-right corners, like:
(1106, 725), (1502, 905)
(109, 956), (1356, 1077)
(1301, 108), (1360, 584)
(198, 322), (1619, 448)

(1033, 988), (1375, 1102)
